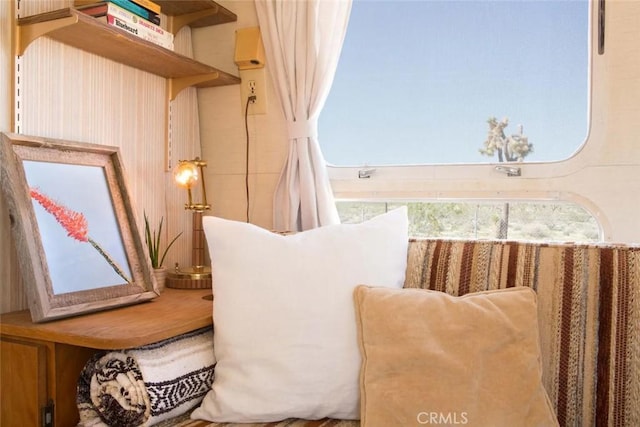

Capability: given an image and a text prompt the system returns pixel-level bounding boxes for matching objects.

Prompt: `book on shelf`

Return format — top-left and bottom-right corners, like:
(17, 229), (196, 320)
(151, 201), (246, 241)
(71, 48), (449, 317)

(101, 14), (174, 50)
(77, 0), (161, 15)
(77, 1), (173, 49)
(75, 0), (160, 25)
(129, 0), (161, 14)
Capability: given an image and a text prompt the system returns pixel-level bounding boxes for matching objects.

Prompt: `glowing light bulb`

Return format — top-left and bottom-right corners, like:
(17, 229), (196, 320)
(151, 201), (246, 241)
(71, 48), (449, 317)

(174, 162), (199, 189)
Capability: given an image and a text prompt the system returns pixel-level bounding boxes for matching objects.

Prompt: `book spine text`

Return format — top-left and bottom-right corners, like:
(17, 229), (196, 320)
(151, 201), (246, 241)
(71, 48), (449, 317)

(106, 15), (173, 50)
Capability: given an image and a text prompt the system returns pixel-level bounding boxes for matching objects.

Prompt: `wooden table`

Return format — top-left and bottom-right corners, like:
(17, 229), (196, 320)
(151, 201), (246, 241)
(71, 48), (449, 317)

(0, 288), (213, 427)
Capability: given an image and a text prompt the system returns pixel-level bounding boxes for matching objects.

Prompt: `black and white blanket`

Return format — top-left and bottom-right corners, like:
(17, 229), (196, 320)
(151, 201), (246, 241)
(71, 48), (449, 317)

(77, 326), (215, 427)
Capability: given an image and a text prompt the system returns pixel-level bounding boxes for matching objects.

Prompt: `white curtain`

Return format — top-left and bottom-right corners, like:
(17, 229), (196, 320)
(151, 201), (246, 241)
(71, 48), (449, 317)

(255, 0), (352, 231)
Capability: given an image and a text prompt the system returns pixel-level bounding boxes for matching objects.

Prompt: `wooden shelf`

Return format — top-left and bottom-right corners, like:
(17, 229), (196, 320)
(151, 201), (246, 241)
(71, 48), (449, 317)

(157, 0), (237, 33)
(14, 1), (238, 170)
(16, 7), (240, 87)
(0, 288), (213, 350)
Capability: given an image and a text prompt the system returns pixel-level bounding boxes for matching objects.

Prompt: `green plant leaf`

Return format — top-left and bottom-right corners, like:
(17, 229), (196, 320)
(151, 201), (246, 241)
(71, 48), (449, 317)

(144, 212), (182, 268)
(159, 231), (183, 268)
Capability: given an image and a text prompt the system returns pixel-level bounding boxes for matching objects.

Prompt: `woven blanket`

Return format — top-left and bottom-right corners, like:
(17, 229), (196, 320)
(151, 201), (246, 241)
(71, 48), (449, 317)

(77, 326), (215, 427)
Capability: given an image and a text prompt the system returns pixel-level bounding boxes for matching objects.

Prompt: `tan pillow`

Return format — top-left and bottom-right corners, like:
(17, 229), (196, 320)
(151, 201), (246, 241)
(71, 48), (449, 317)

(353, 285), (559, 427)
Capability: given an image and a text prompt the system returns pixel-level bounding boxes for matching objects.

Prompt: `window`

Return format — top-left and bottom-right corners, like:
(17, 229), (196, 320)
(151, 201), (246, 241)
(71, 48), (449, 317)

(319, 0), (615, 243)
(320, 0), (589, 166)
(338, 201), (600, 243)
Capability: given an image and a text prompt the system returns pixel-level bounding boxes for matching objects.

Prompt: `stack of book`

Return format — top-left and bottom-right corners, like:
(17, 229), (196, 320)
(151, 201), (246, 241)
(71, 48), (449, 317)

(75, 0), (174, 51)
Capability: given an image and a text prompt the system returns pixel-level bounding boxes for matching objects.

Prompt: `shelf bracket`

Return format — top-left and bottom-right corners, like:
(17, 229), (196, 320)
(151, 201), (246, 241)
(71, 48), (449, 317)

(16, 15), (79, 56)
(167, 72), (220, 101)
(167, 7), (221, 35)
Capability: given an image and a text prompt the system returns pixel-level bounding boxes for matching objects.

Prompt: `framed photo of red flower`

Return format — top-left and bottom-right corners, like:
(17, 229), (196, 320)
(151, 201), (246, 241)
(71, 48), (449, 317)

(0, 132), (158, 322)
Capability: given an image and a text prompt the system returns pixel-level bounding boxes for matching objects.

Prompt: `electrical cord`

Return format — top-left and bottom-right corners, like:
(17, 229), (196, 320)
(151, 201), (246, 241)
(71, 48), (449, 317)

(244, 95), (256, 223)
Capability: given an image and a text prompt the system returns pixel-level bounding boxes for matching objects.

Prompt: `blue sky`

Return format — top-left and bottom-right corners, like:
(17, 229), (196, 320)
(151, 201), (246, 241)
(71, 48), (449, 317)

(319, 0), (589, 166)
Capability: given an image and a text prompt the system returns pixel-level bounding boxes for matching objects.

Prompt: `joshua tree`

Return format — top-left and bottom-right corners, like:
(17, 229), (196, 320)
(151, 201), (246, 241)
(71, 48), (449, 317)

(480, 117), (533, 162)
(479, 117), (533, 238)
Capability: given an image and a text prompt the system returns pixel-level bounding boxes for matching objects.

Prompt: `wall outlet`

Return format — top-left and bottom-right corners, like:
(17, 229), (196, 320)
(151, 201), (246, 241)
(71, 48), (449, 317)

(240, 69), (267, 115)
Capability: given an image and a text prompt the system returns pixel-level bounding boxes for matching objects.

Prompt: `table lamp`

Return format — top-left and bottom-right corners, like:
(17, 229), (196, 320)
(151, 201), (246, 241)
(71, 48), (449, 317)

(166, 157), (212, 289)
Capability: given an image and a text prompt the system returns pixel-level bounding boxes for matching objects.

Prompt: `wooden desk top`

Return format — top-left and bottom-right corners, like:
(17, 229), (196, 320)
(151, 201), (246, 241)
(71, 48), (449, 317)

(0, 288), (213, 349)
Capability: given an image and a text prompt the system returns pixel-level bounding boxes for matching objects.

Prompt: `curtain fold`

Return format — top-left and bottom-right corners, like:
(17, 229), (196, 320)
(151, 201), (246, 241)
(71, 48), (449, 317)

(255, 0), (352, 231)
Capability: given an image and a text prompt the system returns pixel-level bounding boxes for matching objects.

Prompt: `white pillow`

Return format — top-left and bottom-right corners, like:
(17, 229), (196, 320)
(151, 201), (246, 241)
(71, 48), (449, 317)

(191, 207), (409, 422)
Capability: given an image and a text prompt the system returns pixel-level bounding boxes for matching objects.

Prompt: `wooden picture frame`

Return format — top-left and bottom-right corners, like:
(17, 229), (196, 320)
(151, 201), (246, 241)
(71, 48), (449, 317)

(0, 132), (158, 322)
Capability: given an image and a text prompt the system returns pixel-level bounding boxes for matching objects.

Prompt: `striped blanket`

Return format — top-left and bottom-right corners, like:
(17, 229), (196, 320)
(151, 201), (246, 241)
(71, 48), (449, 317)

(77, 326), (215, 427)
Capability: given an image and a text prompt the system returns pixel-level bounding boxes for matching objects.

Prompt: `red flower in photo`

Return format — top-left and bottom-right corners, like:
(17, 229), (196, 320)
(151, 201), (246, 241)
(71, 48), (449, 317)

(30, 187), (131, 283)
(30, 188), (89, 242)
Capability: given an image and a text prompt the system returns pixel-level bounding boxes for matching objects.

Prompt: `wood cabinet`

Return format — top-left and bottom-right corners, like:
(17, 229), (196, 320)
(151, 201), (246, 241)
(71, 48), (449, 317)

(0, 288), (213, 427)
(0, 339), (48, 426)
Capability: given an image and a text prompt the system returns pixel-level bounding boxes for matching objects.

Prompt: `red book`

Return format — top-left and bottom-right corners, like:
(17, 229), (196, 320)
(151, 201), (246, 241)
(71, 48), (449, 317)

(78, 3), (109, 16)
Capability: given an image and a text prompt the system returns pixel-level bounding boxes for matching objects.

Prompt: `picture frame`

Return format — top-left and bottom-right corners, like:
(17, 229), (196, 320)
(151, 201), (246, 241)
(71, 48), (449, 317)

(0, 132), (158, 322)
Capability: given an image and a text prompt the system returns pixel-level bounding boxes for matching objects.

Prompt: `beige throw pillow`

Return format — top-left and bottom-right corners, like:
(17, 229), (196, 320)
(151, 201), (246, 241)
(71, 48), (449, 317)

(353, 285), (559, 427)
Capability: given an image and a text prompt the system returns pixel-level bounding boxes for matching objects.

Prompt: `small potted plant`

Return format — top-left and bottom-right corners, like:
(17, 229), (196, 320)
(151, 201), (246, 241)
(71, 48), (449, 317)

(144, 212), (182, 291)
